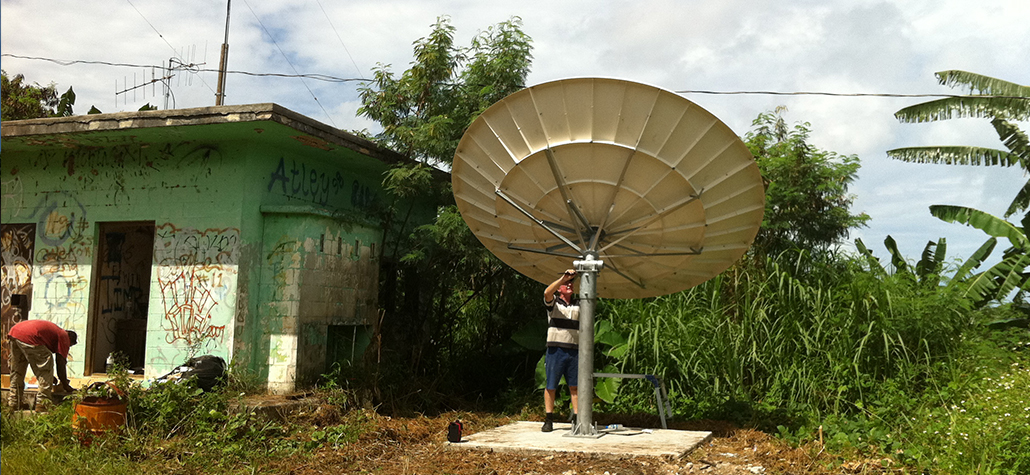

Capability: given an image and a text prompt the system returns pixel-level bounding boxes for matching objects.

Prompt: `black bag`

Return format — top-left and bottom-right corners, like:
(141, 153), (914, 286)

(178, 355), (227, 392)
(447, 420), (463, 443)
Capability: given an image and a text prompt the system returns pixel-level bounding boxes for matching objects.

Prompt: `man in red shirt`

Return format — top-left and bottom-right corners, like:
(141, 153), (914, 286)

(7, 319), (77, 409)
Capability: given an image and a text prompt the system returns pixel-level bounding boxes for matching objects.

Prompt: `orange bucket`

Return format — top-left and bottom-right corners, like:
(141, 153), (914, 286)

(72, 382), (127, 444)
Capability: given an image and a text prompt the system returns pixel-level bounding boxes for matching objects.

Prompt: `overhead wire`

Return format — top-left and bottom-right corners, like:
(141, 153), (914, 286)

(124, 0), (216, 95)
(5, 53), (1027, 101)
(2, 53), (368, 82)
(241, 0), (338, 127)
(314, 0), (364, 78)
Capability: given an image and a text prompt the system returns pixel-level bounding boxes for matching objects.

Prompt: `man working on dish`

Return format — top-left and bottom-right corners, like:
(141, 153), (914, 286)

(6, 319), (77, 410)
(542, 269), (580, 432)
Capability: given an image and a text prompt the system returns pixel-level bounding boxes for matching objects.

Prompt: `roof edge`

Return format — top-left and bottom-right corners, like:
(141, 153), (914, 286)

(0, 103), (409, 165)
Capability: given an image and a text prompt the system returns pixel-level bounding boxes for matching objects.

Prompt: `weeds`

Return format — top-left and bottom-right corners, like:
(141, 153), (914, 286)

(0, 363), (372, 474)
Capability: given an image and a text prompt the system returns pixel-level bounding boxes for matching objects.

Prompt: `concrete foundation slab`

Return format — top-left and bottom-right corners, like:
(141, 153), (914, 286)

(448, 421), (711, 458)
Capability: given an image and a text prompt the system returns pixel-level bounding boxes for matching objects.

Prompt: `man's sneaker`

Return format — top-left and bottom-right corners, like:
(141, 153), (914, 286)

(541, 419), (554, 432)
(570, 414), (577, 429)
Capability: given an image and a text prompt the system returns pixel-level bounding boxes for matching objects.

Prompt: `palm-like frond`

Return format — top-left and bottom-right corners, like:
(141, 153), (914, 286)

(854, 238), (885, 275)
(1007, 182), (1030, 219)
(886, 146), (1021, 167)
(895, 96), (1030, 123)
(884, 235), (908, 274)
(929, 205), (1028, 249)
(962, 252), (1030, 304)
(916, 238), (946, 285)
(990, 118), (1030, 216)
(951, 237), (997, 283)
(936, 70), (1030, 97)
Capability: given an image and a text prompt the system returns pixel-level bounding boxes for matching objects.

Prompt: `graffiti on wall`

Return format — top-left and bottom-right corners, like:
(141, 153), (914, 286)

(267, 157), (346, 206)
(155, 224), (239, 354)
(29, 193), (93, 327)
(2, 177), (24, 211)
(1, 223), (35, 374)
(32, 143), (221, 183)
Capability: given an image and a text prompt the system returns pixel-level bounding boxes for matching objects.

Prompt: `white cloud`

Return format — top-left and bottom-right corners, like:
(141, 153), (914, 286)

(2, 0), (1026, 267)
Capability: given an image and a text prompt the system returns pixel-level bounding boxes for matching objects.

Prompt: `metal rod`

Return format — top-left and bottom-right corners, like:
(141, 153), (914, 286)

(599, 194), (699, 253)
(496, 189), (582, 254)
(544, 148), (589, 247)
(215, 0), (231, 105)
(600, 260), (646, 289)
(506, 244), (581, 259)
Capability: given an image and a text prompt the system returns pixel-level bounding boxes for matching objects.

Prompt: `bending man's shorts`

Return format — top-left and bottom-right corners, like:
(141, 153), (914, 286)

(544, 346), (578, 390)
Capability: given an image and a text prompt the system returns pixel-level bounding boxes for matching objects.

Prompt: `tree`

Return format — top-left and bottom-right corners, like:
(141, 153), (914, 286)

(1, 70), (76, 120)
(888, 71), (1030, 304)
(358, 16), (532, 166)
(354, 17), (537, 406)
(744, 108), (870, 258)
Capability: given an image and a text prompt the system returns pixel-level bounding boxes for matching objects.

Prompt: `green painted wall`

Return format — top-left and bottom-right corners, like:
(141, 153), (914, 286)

(1, 119), (404, 392)
(1, 138), (248, 377)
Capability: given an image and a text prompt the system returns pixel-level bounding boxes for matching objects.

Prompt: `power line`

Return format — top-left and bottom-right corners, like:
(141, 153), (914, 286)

(124, 0), (217, 95)
(2, 54), (368, 83)
(241, 0), (337, 127)
(5, 53), (1027, 101)
(314, 0), (364, 78)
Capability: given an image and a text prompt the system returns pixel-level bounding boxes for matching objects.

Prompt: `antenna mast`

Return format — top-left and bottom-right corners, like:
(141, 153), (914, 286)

(215, 0), (231, 105)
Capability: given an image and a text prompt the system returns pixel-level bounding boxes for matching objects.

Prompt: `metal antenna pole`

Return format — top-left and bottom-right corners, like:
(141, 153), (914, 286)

(215, 0), (231, 105)
(568, 251), (604, 438)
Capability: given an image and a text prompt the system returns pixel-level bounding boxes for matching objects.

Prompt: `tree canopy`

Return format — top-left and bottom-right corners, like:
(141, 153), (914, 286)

(1, 70), (76, 120)
(357, 16), (532, 166)
(744, 109), (870, 258)
(356, 17), (537, 401)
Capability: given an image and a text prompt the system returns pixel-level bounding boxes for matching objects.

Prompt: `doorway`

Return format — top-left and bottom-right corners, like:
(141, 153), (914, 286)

(87, 222), (155, 375)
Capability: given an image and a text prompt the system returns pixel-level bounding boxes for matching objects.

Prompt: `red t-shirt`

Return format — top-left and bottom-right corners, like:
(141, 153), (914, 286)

(7, 320), (71, 358)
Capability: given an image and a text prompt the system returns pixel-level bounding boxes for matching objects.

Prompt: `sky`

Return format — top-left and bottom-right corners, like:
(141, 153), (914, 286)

(2, 0), (1028, 270)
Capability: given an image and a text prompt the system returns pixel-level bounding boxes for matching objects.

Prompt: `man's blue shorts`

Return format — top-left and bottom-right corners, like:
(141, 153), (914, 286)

(545, 346), (578, 390)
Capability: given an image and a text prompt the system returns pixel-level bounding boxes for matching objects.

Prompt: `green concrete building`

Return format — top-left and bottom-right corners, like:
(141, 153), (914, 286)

(1, 104), (428, 393)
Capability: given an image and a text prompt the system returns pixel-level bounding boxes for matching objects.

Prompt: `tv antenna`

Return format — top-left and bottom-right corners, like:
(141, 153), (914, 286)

(115, 46), (206, 110)
(452, 78), (765, 437)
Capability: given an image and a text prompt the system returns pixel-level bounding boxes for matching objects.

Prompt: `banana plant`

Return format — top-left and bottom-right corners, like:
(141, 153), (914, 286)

(885, 70), (1030, 306)
(930, 205), (1029, 305)
(855, 236), (947, 287)
(888, 70), (1030, 218)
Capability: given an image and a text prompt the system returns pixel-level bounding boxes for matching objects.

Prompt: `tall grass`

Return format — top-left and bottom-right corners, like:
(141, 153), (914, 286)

(600, 251), (1030, 472)
(601, 252), (971, 423)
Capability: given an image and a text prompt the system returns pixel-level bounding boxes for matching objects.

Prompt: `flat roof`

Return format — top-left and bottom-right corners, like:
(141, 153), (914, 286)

(0, 103), (408, 166)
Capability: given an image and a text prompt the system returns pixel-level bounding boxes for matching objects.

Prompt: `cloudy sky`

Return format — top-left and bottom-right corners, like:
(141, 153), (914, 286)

(2, 0), (1027, 269)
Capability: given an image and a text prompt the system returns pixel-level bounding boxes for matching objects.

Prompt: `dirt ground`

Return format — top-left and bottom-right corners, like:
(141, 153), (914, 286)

(271, 405), (898, 475)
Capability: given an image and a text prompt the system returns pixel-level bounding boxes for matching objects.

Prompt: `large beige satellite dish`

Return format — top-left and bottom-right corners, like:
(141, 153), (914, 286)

(452, 77), (765, 435)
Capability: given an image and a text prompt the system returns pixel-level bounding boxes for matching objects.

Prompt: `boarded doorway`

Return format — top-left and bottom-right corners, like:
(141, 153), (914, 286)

(87, 222), (155, 374)
(1, 223), (36, 376)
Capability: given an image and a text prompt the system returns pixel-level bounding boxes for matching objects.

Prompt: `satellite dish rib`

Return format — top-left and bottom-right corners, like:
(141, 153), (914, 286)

(452, 78), (765, 437)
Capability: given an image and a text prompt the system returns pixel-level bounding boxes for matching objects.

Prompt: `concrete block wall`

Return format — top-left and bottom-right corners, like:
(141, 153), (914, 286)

(1, 140), (247, 378)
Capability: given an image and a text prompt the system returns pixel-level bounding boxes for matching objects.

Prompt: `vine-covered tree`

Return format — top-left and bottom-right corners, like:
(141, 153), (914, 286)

(744, 108), (870, 258)
(1, 70), (76, 120)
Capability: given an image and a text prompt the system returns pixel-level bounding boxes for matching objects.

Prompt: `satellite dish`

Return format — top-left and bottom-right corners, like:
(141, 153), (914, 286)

(453, 78), (765, 437)
(452, 78), (764, 299)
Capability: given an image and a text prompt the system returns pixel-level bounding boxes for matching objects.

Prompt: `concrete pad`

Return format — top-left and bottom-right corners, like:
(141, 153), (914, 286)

(448, 421), (711, 458)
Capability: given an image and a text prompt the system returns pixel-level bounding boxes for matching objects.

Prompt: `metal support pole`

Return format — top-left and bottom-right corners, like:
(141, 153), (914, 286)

(568, 252), (603, 437)
(215, 0), (231, 105)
